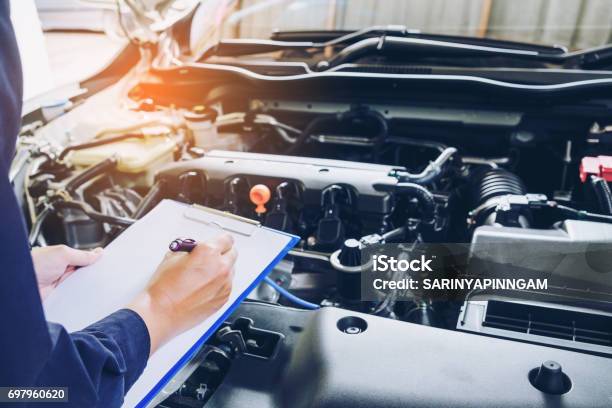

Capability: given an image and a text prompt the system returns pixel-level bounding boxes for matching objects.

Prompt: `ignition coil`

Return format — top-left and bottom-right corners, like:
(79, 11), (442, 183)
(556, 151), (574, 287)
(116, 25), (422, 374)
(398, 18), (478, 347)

(223, 177), (247, 214)
(264, 181), (299, 233)
(315, 184), (353, 251)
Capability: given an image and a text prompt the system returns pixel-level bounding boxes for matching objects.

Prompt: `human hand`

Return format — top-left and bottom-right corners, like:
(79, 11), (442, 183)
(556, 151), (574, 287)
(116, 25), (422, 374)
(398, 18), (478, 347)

(31, 245), (104, 300)
(128, 234), (237, 354)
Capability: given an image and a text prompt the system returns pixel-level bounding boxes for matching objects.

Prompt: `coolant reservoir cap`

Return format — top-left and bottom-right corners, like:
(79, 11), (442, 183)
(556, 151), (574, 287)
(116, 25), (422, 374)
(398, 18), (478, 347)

(184, 106), (218, 123)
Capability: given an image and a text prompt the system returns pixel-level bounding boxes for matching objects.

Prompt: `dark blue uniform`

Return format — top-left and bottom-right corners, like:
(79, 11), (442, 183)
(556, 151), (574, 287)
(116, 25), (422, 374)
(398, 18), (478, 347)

(0, 2), (150, 406)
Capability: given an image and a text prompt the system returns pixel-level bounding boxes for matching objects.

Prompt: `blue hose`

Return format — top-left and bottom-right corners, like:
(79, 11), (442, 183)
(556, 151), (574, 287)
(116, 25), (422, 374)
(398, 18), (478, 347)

(264, 277), (320, 310)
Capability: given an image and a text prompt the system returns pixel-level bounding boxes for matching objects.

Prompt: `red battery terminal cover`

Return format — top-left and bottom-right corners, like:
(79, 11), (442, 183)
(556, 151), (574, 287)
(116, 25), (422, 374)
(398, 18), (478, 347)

(580, 156), (612, 183)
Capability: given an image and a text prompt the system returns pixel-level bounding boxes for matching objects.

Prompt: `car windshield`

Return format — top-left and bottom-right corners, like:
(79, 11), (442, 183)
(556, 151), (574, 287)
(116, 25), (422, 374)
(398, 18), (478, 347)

(195, 0), (611, 52)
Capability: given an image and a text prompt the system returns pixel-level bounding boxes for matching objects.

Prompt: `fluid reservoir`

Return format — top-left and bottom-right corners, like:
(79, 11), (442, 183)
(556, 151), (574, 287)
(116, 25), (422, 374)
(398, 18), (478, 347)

(184, 106), (217, 147)
(184, 107), (250, 152)
(66, 134), (177, 186)
(67, 137), (176, 172)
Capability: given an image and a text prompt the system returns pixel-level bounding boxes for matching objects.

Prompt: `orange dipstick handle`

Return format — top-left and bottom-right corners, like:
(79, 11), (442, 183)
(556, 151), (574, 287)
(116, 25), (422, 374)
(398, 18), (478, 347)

(249, 184), (271, 214)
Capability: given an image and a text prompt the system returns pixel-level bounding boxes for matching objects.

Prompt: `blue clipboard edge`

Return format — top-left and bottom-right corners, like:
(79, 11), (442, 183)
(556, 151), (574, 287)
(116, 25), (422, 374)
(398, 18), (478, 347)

(135, 230), (300, 408)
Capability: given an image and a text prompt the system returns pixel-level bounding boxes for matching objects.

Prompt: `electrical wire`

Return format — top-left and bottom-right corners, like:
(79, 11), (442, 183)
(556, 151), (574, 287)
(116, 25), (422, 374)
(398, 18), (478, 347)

(288, 249), (330, 262)
(381, 226), (407, 241)
(556, 204), (612, 224)
(263, 277), (320, 310)
(28, 206), (52, 247)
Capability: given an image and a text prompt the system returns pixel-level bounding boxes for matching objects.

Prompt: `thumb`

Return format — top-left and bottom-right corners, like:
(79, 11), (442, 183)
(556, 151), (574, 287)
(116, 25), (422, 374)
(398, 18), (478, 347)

(63, 247), (104, 267)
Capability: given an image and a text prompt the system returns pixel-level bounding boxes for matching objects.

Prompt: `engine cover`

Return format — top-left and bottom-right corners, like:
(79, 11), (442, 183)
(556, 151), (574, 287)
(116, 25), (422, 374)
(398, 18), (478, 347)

(195, 303), (612, 408)
(157, 150), (402, 238)
(158, 150), (399, 212)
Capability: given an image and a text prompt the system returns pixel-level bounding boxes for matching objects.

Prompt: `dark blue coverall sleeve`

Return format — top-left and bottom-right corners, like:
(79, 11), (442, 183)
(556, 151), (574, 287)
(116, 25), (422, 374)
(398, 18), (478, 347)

(0, 2), (151, 406)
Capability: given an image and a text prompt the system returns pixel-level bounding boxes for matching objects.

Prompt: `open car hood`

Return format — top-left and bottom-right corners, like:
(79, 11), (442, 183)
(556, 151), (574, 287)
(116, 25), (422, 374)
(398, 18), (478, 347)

(83, 0), (199, 43)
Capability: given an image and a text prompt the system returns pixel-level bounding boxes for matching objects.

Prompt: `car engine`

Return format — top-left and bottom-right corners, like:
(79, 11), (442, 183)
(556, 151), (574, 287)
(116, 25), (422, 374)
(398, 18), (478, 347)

(14, 57), (612, 407)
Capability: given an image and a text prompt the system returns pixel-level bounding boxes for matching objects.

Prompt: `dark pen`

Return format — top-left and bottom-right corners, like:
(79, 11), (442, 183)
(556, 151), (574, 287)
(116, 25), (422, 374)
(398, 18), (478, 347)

(169, 238), (197, 253)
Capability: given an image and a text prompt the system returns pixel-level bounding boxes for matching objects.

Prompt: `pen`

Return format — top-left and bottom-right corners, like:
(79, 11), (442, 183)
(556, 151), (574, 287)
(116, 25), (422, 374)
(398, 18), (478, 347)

(169, 238), (197, 253)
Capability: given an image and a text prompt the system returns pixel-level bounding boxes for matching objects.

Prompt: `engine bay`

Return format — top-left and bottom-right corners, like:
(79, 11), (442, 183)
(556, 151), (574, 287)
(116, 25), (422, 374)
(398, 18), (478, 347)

(15, 61), (612, 406)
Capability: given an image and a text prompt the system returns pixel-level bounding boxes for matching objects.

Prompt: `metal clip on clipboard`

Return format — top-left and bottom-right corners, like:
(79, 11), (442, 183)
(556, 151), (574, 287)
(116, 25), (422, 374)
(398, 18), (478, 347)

(183, 204), (261, 237)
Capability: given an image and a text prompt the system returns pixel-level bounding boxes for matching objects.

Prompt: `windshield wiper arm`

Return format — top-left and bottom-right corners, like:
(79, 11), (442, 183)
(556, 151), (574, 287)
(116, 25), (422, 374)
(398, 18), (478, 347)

(325, 36), (552, 68)
(202, 25), (566, 59)
(324, 36), (612, 70)
(201, 25), (611, 70)
(271, 25), (567, 54)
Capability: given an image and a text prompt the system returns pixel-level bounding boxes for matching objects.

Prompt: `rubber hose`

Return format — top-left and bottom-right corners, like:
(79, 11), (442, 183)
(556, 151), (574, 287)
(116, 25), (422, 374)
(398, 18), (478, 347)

(54, 200), (135, 227)
(132, 180), (165, 219)
(395, 147), (457, 185)
(264, 277), (320, 310)
(590, 176), (612, 215)
(28, 206), (52, 247)
(473, 168), (526, 205)
(395, 182), (436, 223)
(285, 115), (336, 154)
(65, 157), (117, 194)
(340, 107), (388, 160)
(59, 133), (143, 161)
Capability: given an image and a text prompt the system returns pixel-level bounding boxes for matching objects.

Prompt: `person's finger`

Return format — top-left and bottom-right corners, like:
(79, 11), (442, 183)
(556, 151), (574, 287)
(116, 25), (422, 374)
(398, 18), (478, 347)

(56, 269), (77, 285)
(208, 233), (234, 254)
(163, 250), (184, 261)
(223, 248), (238, 267)
(191, 234), (234, 257)
(62, 246), (104, 267)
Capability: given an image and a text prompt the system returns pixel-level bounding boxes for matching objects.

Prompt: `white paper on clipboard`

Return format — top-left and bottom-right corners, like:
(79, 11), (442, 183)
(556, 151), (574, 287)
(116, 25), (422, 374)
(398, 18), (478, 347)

(43, 199), (299, 407)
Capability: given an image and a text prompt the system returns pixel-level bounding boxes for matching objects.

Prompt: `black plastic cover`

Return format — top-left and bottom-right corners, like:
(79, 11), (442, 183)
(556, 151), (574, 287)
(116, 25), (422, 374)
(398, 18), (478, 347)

(157, 150), (399, 214)
(195, 303), (612, 408)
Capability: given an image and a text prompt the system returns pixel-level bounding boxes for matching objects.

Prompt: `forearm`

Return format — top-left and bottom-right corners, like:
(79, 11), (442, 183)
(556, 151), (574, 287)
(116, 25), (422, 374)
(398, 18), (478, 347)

(35, 311), (151, 407)
(127, 293), (175, 355)
(76, 309), (151, 388)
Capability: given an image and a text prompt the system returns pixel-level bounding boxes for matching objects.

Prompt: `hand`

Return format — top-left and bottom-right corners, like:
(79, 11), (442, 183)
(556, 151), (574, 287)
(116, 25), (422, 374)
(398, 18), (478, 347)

(31, 245), (104, 300)
(128, 234), (237, 354)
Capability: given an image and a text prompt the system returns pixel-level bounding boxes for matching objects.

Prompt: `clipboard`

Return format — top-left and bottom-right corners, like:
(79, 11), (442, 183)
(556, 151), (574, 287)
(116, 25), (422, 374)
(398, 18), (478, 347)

(42, 199), (299, 407)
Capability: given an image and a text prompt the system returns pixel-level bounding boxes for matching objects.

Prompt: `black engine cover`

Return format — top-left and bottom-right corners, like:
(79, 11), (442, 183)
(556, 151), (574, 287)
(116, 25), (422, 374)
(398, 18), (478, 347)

(193, 302), (612, 408)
